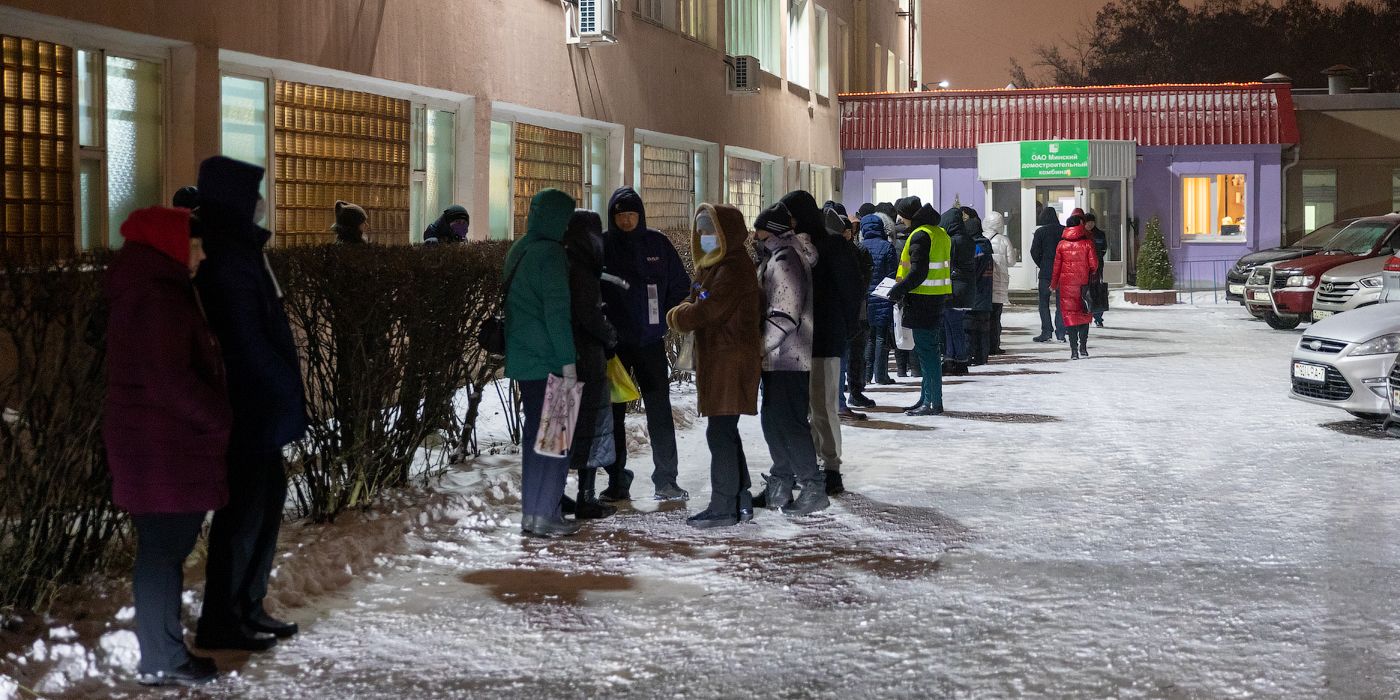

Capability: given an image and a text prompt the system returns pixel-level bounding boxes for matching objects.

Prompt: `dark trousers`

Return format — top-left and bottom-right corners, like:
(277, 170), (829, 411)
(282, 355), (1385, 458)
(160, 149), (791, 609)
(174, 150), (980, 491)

(866, 322), (893, 382)
(704, 415), (752, 516)
(609, 341), (679, 488)
(519, 378), (569, 519)
(846, 320), (869, 398)
(1068, 323), (1091, 348)
(760, 370), (823, 489)
(1038, 278), (1066, 339)
(942, 308), (969, 363)
(911, 328), (944, 407)
(990, 303), (1004, 353)
(965, 311), (991, 364)
(569, 351), (607, 471)
(200, 449), (285, 633)
(133, 511), (205, 673)
(895, 346), (921, 375)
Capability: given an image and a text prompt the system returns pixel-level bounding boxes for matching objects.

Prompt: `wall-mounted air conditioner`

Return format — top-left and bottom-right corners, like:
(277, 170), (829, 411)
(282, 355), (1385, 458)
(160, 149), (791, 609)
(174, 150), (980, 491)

(566, 0), (617, 48)
(727, 56), (760, 94)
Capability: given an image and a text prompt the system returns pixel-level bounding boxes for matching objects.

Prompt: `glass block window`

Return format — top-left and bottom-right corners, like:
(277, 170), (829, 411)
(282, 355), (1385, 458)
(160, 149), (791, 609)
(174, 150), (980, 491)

(513, 123), (582, 238)
(273, 80), (410, 246)
(640, 145), (694, 241)
(727, 156), (763, 226)
(2, 36), (75, 262)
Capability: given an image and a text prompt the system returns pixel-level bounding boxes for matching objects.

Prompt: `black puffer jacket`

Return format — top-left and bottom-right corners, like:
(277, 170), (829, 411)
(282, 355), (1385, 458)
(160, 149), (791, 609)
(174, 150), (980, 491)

(564, 209), (617, 388)
(783, 191), (861, 358)
(942, 207), (977, 309)
(1029, 207), (1064, 281)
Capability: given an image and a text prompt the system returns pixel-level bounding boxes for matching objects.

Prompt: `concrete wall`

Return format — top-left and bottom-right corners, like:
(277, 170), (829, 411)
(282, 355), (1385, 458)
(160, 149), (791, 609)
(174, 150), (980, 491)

(1286, 103), (1400, 243)
(1134, 145), (1284, 265)
(840, 149), (981, 213)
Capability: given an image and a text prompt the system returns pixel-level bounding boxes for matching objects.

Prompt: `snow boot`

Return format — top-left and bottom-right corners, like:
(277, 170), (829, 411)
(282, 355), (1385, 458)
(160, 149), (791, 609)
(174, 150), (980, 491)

(762, 473), (795, 510)
(824, 469), (845, 496)
(195, 622), (277, 652)
(574, 489), (617, 519)
(599, 468), (633, 502)
(521, 514), (581, 538)
(849, 393), (876, 408)
(138, 657), (218, 687)
(654, 483), (690, 501)
(1079, 333), (1089, 358)
(782, 482), (830, 516)
(1070, 344), (1080, 360)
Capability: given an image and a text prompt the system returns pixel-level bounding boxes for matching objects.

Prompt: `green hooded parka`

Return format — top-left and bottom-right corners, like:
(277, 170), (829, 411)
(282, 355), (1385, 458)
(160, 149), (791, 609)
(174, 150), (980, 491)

(504, 188), (577, 380)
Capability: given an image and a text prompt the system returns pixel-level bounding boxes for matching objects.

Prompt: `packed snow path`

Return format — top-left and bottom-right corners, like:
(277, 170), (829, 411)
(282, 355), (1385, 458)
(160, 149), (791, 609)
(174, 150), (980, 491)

(192, 304), (1400, 699)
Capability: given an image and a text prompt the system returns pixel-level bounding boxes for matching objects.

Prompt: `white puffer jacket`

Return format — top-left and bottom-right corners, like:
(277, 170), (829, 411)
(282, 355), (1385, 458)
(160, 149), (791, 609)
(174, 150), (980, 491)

(985, 211), (1014, 304)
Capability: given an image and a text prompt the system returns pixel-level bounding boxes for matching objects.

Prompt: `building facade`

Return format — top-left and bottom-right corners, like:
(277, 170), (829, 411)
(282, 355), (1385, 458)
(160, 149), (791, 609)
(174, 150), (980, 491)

(1287, 92), (1400, 244)
(0, 0), (917, 258)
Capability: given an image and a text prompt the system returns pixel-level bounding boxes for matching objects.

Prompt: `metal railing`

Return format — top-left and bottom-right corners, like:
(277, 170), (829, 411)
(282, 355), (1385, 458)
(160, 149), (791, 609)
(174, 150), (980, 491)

(1172, 258), (1237, 304)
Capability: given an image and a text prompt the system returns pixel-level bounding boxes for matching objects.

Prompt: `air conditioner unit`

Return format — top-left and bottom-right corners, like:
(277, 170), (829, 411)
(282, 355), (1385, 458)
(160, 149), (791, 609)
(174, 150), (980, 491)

(728, 55), (761, 94)
(566, 0), (617, 48)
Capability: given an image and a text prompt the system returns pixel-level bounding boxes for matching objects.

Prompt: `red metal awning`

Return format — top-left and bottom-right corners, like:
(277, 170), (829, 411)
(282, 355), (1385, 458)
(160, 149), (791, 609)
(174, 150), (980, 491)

(839, 83), (1299, 151)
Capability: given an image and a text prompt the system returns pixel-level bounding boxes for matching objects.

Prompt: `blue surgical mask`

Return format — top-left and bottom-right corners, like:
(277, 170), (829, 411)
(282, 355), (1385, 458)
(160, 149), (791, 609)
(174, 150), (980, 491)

(699, 235), (720, 253)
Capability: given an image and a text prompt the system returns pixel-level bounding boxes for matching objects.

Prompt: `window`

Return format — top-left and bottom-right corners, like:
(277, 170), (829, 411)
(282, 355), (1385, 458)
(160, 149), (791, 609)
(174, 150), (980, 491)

(638, 0), (675, 27)
(586, 134), (608, 215)
(898, 58), (907, 92)
(273, 80), (410, 246)
(640, 144), (694, 242)
(1182, 173), (1246, 240)
(488, 120), (512, 240)
(813, 6), (829, 97)
(681, 0), (715, 46)
(513, 123), (583, 239)
(873, 43), (882, 89)
(693, 149), (708, 209)
(872, 178), (933, 208)
(409, 107), (455, 243)
(1302, 169), (1336, 232)
(727, 155), (763, 225)
(886, 50), (898, 92)
(787, 0), (811, 88)
(727, 0), (781, 75)
(2, 36), (75, 261)
(837, 20), (850, 94)
(809, 165), (832, 204)
(220, 75), (268, 200)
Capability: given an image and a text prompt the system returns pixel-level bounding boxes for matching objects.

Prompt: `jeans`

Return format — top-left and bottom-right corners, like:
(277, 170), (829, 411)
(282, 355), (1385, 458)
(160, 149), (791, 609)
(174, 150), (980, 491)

(200, 449), (285, 634)
(911, 328), (944, 407)
(519, 378), (569, 519)
(846, 320), (869, 399)
(761, 370), (823, 488)
(990, 303), (1004, 353)
(704, 415), (752, 516)
(133, 511), (206, 673)
(942, 308), (969, 363)
(809, 357), (843, 470)
(965, 311), (991, 364)
(609, 341), (679, 488)
(1038, 278), (1066, 339)
(866, 323), (893, 383)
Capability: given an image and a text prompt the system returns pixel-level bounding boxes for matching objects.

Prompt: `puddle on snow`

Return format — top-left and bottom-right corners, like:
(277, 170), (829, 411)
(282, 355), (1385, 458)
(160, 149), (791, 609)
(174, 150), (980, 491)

(941, 411), (1061, 424)
(461, 569), (634, 605)
(1319, 419), (1393, 440)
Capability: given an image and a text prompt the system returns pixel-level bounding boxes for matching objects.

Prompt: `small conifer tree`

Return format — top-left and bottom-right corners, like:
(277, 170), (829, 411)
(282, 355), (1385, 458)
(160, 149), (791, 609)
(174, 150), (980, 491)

(1135, 215), (1175, 290)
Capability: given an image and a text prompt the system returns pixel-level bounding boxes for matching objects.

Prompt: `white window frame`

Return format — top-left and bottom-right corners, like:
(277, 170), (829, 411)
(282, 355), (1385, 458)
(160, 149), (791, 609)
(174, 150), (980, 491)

(1180, 172), (1249, 243)
(814, 5), (829, 97)
(786, 0), (811, 88)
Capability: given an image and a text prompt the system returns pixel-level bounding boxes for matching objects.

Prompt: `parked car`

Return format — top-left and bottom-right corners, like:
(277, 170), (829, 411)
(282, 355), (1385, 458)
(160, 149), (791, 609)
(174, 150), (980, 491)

(1381, 254), (1400, 303)
(1310, 256), (1387, 321)
(1289, 302), (1400, 420)
(1226, 219), (1359, 306)
(1385, 353), (1400, 437)
(1245, 214), (1400, 329)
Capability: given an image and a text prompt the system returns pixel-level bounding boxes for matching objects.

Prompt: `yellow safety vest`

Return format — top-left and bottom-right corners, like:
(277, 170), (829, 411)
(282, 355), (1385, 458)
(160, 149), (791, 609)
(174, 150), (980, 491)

(898, 224), (952, 295)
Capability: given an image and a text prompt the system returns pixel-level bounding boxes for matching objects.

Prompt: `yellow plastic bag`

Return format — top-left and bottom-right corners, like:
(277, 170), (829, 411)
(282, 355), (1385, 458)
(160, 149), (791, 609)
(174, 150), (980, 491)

(607, 355), (641, 403)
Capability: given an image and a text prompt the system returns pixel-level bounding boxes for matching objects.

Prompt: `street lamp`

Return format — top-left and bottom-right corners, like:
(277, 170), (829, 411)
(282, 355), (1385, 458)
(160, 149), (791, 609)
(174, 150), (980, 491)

(938, 80), (950, 89)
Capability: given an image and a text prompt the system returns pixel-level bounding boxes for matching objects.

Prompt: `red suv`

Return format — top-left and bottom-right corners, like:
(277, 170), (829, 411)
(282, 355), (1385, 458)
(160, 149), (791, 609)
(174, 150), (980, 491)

(1245, 214), (1400, 329)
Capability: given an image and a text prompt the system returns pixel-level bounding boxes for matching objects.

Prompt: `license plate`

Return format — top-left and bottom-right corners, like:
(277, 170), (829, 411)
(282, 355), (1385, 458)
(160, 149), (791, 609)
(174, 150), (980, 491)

(1293, 363), (1326, 382)
(1312, 310), (1334, 321)
(1229, 284), (1245, 295)
(1252, 290), (1272, 301)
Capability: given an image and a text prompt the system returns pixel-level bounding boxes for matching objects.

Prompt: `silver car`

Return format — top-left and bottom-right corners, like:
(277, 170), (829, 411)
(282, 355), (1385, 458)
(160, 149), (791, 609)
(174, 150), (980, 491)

(1289, 302), (1400, 420)
(1310, 256), (1387, 321)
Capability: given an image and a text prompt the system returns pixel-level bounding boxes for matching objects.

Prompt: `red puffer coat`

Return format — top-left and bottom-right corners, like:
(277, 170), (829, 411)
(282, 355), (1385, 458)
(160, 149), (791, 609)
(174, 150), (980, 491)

(104, 207), (233, 514)
(1051, 225), (1100, 327)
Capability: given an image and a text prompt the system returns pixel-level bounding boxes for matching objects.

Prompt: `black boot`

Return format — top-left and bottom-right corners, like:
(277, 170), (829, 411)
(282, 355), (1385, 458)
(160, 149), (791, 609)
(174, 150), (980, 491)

(521, 514), (582, 538)
(560, 495), (576, 514)
(575, 490), (617, 519)
(906, 404), (944, 416)
(895, 350), (908, 377)
(599, 467), (633, 502)
(1079, 327), (1089, 357)
(138, 656), (219, 687)
(782, 479), (830, 516)
(762, 473), (794, 510)
(246, 606), (298, 638)
(195, 622), (277, 652)
(824, 469), (845, 496)
(1070, 328), (1081, 360)
(904, 398), (925, 411)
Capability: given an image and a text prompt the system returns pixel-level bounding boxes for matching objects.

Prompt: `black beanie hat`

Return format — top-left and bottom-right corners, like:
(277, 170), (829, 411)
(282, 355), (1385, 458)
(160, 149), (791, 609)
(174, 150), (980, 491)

(875, 202), (897, 219)
(172, 186), (199, 210)
(856, 203), (876, 218)
(895, 196), (922, 220)
(197, 156), (264, 222)
(754, 203), (793, 236)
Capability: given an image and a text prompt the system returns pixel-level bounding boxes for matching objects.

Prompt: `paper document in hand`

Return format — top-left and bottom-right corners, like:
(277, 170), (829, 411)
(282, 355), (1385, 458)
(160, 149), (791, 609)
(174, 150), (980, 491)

(872, 277), (897, 299)
(533, 375), (584, 457)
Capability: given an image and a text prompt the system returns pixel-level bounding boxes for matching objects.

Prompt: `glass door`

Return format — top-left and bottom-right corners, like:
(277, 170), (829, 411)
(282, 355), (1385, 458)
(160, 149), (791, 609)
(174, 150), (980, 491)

(1087, 180), (1126, 285)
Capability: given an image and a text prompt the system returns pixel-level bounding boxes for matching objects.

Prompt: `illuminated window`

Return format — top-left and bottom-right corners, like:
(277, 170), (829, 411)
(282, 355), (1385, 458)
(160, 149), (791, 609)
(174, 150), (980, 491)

(787, 0), (810, 88)
(640, 144), (694, 241)
(513, 123), (583, 238)
(220, 74), (268, 201)
(1302, 169), (1335, 232)
(1182, 174), (1246, 240)
(813, 6), (829, 97)
(680, 0), (716, 46)
(727, 0), (781, 75)
(2, 36), (75, 261)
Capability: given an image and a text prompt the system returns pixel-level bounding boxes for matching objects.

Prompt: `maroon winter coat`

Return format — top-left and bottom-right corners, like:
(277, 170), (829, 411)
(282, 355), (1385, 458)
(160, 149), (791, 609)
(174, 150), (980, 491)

(104, 207), (233, 514)
(1051, 225), (1100, 327)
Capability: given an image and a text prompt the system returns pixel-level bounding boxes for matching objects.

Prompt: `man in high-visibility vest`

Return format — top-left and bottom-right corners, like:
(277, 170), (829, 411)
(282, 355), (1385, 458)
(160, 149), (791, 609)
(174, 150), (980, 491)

(887, 200), (951, 416)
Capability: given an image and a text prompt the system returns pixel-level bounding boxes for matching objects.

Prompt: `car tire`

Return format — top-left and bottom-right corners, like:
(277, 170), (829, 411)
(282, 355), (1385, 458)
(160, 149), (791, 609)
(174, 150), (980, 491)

(1264, 311), (1301, 330)
(1347, 411), (1387, 422)
(1247, 307), (1267, 320)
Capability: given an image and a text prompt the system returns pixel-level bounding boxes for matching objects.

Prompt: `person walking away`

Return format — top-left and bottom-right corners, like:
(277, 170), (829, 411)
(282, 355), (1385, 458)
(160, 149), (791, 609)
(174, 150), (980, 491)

(889, 203), (951, 416)
(941, 207), (975, 376)
(1085, 212), (1108, 327)
(751, 203), (828, 515)
(562, 209), (618, 520)
(504, 188), (580, 536)
(599, 186), (692, 501)
(667, 204), (764, 528)
(105, 207), (230, 687)
(985, 211), (1013, 355)
(1052, 214), (1100, 360)
(889, 198), (922, 378)
(861, 212), (898, 384)
(783, 192), (859, 495)
(962, 207), (995, 366)
(192, 156), (307, 652)
(332, 200), (368, 243)
(1030, 206), (1066, 342)
(423, 205), (470, 243)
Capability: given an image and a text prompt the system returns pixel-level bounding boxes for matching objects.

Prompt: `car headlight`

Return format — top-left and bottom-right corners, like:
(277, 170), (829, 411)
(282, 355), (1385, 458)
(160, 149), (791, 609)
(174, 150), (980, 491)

(1359, 276), (1382, 288)
(1286, 275), (1316, 287)
(1351, 333), (1400, 356)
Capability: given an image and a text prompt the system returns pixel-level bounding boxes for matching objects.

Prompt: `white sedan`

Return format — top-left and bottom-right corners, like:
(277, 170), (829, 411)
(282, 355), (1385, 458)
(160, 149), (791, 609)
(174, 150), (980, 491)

(1289, 302), (1400, 419)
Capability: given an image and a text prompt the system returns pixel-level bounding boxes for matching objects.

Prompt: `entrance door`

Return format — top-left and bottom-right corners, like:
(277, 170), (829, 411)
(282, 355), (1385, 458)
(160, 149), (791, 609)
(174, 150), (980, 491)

(1087, 180), (1126, 285)
(1009, 180), (1084, 289)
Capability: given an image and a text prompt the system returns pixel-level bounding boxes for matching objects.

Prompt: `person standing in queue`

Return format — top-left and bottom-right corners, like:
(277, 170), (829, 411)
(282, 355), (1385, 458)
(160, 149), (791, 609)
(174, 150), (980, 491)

(599, 186), (692, 502)
(831, 202), (875, 422)
(105, 207), (230, 686)
(192, 156), (306, 652)
(888, 203), (951, 416)
(1030, 206), (1066, 342)
(667, 204), (764, 529)
(962, 207), (995, 366)
(562, 209), (618, 520)
(940, 206), (975, 376)
(890, 198), (923, 378)
(985, 211), (1013, 355)
(1085, 212), (1108, 328)
(751, 203), (828, 515)
(504, 188), (580, 537)
(1053, 213), (1099, 360)
(332, 200), (368, 244)
(861, 211), (899, 384)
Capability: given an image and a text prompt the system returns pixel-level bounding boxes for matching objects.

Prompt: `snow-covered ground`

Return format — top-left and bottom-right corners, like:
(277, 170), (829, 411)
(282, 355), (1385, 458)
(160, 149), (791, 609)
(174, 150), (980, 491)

(9, 300), (1400, 699)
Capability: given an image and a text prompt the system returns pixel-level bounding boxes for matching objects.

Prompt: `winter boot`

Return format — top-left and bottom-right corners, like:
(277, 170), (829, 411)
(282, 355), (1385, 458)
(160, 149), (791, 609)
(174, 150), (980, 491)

(738, 490), (754, 522)
(654, 483), (690, 501)
(895, 350), (908, 377)
(574, 490), (617, 519)
(782, 481), (830, 516)
(1079, 329), (1089, 357)
(246, 607), (298, 638)
(686, 508), (740, 529)
(522, 514), (582, 538)
(1070, 341), (1080, 361)
(906, 404), (944, 416)
(904, 398), (925, 411)
(824, 469), (845, 496)
(849, 393), (876, 408)
(560, 495), (576, 514)
(599, 468), (633, 502)
(762, 473), (795, 510)
(138, 657), (219, 687)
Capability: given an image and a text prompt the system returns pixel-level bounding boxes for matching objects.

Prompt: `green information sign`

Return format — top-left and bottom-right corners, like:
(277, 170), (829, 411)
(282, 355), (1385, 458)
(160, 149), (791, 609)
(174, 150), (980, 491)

(1020, 140), (1090, 179)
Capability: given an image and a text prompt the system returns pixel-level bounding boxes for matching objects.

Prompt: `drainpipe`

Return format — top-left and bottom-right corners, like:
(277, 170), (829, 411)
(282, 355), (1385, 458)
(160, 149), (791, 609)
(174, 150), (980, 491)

(896, 0), (917, 91)
(1280, 144), (1300, 245)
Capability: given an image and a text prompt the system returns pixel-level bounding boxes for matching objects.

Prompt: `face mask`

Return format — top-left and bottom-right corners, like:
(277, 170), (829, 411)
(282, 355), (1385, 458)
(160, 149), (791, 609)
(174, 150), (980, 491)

(253, 197), (266, 225)
(699, 235), (720, 254)
(450, 219), (470, 237)
(696, 212), (720, 253)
